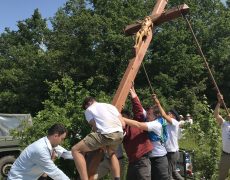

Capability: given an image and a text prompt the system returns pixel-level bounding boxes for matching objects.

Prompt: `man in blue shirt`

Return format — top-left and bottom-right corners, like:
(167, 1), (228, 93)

(7, 123), (72, 180)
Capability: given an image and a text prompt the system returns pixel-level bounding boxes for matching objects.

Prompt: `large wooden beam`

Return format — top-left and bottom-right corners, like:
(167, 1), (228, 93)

(124, 4), (189, 36)
(112, 31), (153, 111)
(151, 0), (168, 16)
(154, 4), (189, 25)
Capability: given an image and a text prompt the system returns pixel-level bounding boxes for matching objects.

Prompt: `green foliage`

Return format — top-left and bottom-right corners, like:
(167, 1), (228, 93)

(0, 9), (52, 114)
(179, 97), (221, 179)
(18, 75), (110, 178)
(0, 0), (229, 178)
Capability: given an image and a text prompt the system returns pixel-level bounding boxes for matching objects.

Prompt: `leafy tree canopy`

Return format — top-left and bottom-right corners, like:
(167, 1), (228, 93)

(1, 0), (229, 178)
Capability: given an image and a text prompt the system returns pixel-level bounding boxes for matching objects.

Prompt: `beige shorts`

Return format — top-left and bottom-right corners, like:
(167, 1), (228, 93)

(83, 132), (123, 151)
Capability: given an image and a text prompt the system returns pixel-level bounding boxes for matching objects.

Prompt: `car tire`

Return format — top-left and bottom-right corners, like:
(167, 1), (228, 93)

(0, 156), (16, 178)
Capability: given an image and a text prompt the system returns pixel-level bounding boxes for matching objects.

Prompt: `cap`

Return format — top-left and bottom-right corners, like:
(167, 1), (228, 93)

(179, 115), (184, 118)
(186, 113), (191, 117)
(169, 109), (180, 121)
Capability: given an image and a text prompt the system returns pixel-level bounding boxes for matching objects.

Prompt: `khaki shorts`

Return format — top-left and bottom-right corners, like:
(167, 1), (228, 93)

(83, 132), (123, 151)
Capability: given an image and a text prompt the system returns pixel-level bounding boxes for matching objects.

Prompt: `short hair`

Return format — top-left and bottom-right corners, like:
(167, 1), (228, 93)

(82, 96), (95, 110)
(47, 123), (67, 136)
(146, 105), (161, 117)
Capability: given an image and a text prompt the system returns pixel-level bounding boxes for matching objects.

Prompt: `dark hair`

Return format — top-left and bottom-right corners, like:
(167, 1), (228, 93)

(169, 109), (180, 121)
(146, 105), (161, 117)
(145, 106), (153, 112)
(121, 109), (132, 118)
(47, 123), (67, 136)
(82, 96), (95, 110)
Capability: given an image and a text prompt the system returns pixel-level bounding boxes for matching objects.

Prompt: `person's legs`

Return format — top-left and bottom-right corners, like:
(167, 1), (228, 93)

(96, 157), (111, 179)
(86, 149), (104, 180)
(72, 140), (92, 180)
(167, 153), (174, 180)
(150, 156), (169, 180)
(172, 151), (184, 180)
(218, 152), (230, 180)
(72, 131), (123, 180)
(126, 163), (136, 180)
(107, 147), (120, 179)
(136, 156), (151, 180)
(102, 132), (123, 180)
(118, 157), (125, 180)
(72, 132), (112, 180)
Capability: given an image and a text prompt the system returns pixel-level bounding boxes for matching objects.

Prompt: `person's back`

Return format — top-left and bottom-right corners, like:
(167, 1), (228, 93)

(85, 102), (123, 134)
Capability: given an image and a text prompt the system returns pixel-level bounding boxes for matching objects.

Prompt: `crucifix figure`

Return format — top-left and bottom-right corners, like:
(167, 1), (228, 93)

(112, 0), (189, 111)
(134, 16), (153, 49)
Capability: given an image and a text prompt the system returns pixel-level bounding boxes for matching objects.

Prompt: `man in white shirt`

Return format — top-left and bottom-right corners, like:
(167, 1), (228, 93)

(71, 97), (124, 180)
(166, 109), (184, 180)
(7, 123), (72, 180)
(152, 94), (184, 180)
(214, 93), (230, 180)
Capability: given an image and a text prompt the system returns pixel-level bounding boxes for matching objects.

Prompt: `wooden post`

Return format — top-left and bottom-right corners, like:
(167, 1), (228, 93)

(112, 31), (153, 111)
(112, 1), (189, 112)
(112, 0), (168, 111)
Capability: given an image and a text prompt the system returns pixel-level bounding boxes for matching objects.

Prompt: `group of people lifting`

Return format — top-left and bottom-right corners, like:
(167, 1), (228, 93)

(7, 87), (230, 180)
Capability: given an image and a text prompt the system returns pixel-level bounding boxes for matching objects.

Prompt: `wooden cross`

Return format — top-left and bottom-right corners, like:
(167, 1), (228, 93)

(112, 0), (189, 112)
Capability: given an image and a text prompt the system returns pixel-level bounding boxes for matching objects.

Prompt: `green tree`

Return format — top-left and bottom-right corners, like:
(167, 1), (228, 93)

(1, 0), (229, 178)
(18, 75), (111, 178)
(0, 9), (55, 114)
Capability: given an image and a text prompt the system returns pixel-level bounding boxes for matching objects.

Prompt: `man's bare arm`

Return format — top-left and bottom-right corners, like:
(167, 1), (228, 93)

(89, 119), (97, 132)
(123, 117), (148, 131)
(214, 93), (224, 125)
(130, 85), (137, 99)
(152, 94), (172, 124)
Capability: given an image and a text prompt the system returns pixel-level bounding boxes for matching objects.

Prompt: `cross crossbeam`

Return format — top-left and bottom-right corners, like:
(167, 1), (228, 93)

(124, 4), (189, 36)
(112, 0), (189, 111)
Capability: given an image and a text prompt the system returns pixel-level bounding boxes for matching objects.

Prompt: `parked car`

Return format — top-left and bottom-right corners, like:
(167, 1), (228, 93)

(0, 114), (32, 178)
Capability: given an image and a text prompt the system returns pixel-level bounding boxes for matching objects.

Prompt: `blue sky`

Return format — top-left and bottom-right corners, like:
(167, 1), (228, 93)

(0, 0), (227, 33)
(0, 0), (67, 33)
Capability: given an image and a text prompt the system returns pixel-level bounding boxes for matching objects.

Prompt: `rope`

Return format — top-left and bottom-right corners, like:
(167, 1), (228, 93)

(141, 62), (155, 94)
(177, 6), (229, 115)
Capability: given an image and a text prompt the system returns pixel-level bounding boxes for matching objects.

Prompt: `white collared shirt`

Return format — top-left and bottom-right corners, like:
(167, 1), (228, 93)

(7, 137), (71, 180)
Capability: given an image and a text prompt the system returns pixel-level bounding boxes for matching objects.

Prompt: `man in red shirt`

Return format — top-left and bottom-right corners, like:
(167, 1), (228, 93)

(123, 86), (153, 180)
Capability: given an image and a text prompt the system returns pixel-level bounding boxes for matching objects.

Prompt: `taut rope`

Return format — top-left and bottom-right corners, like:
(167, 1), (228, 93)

(178, 6), (229, 114)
